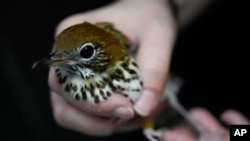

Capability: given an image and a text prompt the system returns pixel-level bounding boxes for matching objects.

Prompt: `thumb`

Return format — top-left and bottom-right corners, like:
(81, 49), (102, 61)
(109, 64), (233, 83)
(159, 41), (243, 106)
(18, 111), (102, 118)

(134, 22), (176, 116)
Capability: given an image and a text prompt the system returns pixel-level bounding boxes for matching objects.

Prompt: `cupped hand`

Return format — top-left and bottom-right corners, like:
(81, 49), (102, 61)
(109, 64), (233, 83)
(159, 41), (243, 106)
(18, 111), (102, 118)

(48, 0), (177, 136)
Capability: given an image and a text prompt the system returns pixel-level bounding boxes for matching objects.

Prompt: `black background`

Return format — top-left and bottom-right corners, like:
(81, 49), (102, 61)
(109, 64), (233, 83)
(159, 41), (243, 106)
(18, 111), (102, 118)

(1, 0), (249, 141)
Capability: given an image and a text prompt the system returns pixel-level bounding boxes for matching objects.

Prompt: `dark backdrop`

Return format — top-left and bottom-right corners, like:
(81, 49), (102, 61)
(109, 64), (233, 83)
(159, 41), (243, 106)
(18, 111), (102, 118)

(1, 0), (248, 141)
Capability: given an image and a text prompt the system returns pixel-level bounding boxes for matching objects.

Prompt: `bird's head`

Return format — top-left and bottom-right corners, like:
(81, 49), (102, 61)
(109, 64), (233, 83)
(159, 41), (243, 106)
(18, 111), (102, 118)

(33, 22), (129, 75)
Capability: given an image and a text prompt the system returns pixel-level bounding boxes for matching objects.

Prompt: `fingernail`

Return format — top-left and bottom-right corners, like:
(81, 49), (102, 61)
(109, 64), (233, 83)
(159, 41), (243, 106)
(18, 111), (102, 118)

(134, 90), (156, 117)
(113, 107), (134, 120)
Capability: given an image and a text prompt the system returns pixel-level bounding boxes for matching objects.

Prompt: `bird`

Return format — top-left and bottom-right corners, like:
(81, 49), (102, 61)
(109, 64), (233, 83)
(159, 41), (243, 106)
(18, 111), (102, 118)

(33, 21), (143, 104)
(33, 22), (204, 141)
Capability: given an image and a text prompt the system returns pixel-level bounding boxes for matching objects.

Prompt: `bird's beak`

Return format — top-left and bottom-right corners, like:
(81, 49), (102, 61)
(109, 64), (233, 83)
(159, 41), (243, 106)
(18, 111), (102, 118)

(50, 59), (78, 66)
(32, 57), (50, 69)
(32, 52), (77, 69)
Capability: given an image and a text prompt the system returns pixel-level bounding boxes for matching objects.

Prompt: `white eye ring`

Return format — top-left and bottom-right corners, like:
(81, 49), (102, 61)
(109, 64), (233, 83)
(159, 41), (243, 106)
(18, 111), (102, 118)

(79, 42), (96, 60)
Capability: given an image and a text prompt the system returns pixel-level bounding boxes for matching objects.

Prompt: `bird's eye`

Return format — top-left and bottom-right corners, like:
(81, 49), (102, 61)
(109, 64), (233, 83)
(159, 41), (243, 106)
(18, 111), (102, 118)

(80, 43), (95, 59)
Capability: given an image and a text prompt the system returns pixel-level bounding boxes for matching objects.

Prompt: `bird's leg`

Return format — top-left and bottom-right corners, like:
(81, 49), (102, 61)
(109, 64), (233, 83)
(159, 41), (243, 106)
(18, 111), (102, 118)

(143, 76), (207, 141)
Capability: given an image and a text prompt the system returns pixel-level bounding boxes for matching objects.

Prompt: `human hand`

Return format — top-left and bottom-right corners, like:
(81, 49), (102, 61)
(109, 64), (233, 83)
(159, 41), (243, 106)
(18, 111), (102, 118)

(160, 108), (250, 141)
(49, 0), (177, 136)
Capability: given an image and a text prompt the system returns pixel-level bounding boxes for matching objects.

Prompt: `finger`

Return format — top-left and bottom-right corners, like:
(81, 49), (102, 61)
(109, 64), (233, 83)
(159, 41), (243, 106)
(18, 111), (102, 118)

(190, 107), (226, 133)
(134, 22), (176, 116)
(51, 91), (116, 136)
(116, 116), (145, 132)
(161, 128), (197, 141)
(221, 109), (250, 125)
(48, 67), (134, 119)
(190, 107), (229, 140)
